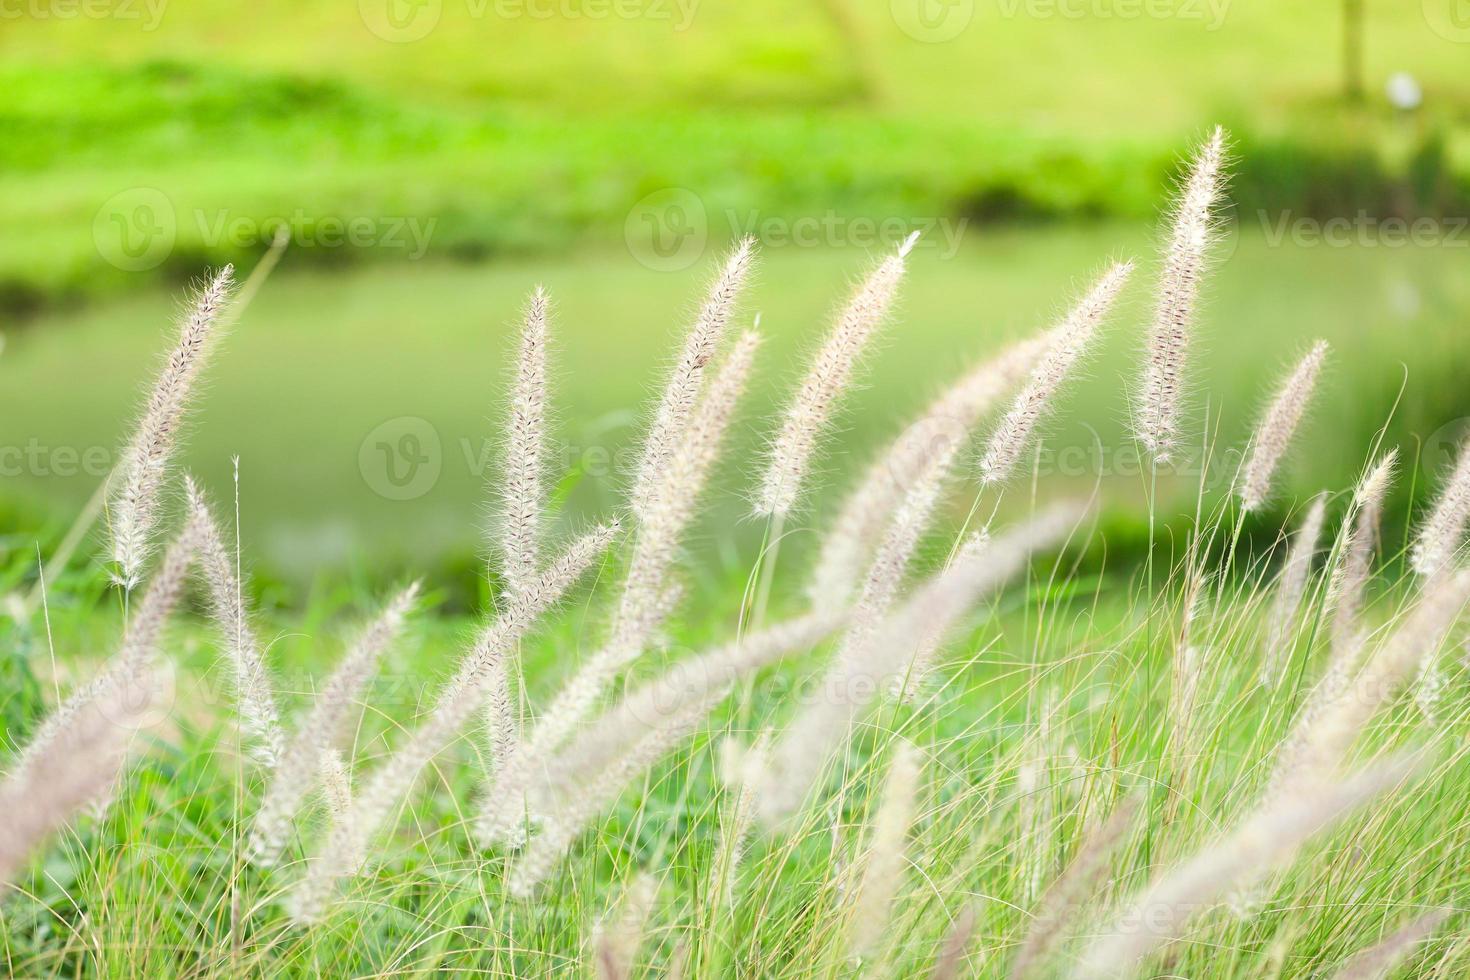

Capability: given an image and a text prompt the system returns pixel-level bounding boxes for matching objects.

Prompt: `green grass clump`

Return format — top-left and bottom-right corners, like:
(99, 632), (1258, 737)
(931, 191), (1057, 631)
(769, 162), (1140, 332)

(2, 551), (1467, 977)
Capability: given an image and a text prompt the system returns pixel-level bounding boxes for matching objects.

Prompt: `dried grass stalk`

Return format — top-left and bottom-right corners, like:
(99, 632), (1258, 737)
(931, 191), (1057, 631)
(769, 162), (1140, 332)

(1329, 907), (1451, 980)
(1261, 495), (1328, 685)
(752, 503), (1084, 826)
(521, 332), (761, 768)
(1238, 340), (1329, 512)
(1410, 436), (1470, 579)
(1010, 795), (1141, 980)
(109, 266), (234, 588)
(497, 286), (551, 595)
(248, 583), (419, 867)
(186, 476), (285, 768)
(1135, 126), (1227, 464)
(289, 526), (614, 922)
(17, 515), (205, 777)
(978, 261), (1133, 486)
(849, 739), (922, 958)
(0, 679), (161, 885)
(634, 238), (756, 518)
(808, 335), (1045, 612)
(1076, 755), (1417, 979)
(757, 234), (917, 517)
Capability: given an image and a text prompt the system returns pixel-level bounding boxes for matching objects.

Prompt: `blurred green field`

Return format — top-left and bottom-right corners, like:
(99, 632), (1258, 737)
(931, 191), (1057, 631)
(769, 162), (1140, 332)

(4, 1), (1468, 306)
(6, 0), (1465, 124)
(4, 0), (1469, 587)
(3, 225), (1466, 585)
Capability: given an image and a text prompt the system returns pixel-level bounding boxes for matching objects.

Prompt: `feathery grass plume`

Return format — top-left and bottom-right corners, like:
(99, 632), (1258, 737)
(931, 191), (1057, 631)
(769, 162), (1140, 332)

(848, 739), (922, 959)
(185, 476), (284, 768)
(633, 237), (756, 519)
(1166, 642), (1204, 778)
(978, 261), (1133, 486)
(108, 266), (234, 589)
(893, 529), (989, 702)
(248, 582), (419, 868)
(482, 656), (517, 783)
(486, 292), (551, 777)
(1010, 795), (1141, 980)
(1237, 340), (1329, 512)
(756, 233), (918, 517)
(1016, 697), (1057, 903)
(496, 286), (550, 595)
(519, 332), (761, 769)
(289, 526), (613, 922)
(1261, 494), (1329, 685)
(592, 873), (657, 980)
(0, 677), (161, 885)
(1329, 907), (1451, 980)
(1135, 126), (1226, 464)
(753, 503), (1084, 826)
(1274, 569), (1470, 790)
(15, 514), (206, 778)
(526, 612), (844, 808)
(1410, 435), (1470, 579)
(1410, 442), (1470, 718)
(930, 904), (978, 980)
(842, 449), (970, 667)
(1328, 451), (1397, 657)
(1165, 565), (1210, 779)
(807, 335), (1045, 612)
(1413, 656), (1449, 727)
(843, 346), (1054, 659)
(1075, 755), (1418, 980)
(711, 738), (764, 913)
(508, 689), (722, 899)
(318, 748), (353, 817)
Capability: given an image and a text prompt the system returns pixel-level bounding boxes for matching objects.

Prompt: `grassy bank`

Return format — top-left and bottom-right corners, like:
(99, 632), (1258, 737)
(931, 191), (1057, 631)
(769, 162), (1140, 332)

(3, 56), (1466, 313)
